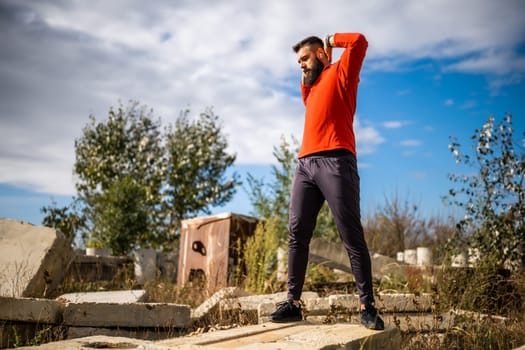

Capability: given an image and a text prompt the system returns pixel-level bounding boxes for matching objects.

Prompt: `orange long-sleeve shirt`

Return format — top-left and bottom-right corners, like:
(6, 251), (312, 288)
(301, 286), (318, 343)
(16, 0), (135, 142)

(298, 33), (368, 158)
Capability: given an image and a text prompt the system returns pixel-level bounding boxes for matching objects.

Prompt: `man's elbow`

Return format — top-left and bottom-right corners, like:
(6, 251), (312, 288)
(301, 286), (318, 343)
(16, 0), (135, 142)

(357, 33), (368, 48)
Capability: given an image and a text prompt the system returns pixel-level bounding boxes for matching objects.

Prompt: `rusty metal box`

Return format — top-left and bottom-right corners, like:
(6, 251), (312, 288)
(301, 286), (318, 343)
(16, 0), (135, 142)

(177, 212), (258, 294)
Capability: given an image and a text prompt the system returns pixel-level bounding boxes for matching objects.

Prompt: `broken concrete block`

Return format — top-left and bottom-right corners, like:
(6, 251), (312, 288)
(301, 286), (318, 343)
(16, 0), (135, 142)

(56, 290), (146, 304)
(257, 302), (277, 323)
(257, 298), (330, 323)
(328, 294), (360, 313)
(327, 293), (434, 313)
(63, 302), (191, 328)
(192, 287), (249, 320)
(0, 219), (74, 298)
(0, 296), (64, 323)
(376, 293), (433, 312)
(220, 291), (319, 312)
(304, 297), (330, 316)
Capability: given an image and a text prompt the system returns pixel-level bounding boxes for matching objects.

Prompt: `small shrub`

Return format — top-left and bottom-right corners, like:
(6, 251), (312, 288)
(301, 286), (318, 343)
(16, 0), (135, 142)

(242, 217), (281, 294)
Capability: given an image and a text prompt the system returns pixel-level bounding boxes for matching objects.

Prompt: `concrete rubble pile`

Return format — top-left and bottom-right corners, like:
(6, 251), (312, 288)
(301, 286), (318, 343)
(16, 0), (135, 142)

(1, 218), (490, 349)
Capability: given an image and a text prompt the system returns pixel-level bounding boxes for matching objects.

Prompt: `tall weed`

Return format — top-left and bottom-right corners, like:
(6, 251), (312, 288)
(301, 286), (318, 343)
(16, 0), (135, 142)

(243, 217), (281, 294)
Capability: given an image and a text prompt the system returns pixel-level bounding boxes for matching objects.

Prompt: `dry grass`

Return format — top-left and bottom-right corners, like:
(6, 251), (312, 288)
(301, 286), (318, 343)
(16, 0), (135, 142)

(399, 265), (525, 350)
(142, 276), (208, 307)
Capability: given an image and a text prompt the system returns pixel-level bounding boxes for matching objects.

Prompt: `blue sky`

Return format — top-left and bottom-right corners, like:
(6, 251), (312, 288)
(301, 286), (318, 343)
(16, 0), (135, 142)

(1, 0), (524, 226)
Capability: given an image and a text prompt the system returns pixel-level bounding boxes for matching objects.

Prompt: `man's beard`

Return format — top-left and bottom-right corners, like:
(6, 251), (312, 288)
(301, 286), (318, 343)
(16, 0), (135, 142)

(304, 58), (324, 86)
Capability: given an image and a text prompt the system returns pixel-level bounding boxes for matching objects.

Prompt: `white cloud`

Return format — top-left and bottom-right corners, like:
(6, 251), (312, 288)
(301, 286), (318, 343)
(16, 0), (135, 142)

(383, 121), (405, 129)
(0, 0), (523, 196)
(444, 99), (454, 106)
(355, 118), (385, 155)
(445, 49), (525, 75)
(400, 140), (423, 147)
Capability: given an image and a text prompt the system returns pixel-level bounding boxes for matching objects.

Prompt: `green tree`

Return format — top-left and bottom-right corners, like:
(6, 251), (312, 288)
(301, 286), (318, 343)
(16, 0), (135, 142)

(75, 101), (164, 200)
(59, 101), (238, 254)
(74, 101), (164, 246)
(446, 113), (524, 269)
(163, 108), (239, 233)
(90, 175), (150, 255)
(41, 199), (85, 246)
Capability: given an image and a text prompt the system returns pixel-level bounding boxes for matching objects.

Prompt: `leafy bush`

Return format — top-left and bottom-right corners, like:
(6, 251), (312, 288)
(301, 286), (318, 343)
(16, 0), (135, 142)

(446, 113), (524, 270)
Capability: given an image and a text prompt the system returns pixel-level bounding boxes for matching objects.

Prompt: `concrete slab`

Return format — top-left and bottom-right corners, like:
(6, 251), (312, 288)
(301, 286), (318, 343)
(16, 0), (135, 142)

(222, 291), (429, 325)
(15, 335), (168, 350)
(0, 219), (74, 298)
(328, 293), (433, 312)
(158, 321), (400, 350)
(377, 293), (433, 312)
(304, 297), (330, 316)
(219, 291), (319, 312)
(259, 293), (434, 324)
(0, 296), (64, 323)
(63, 302), (191, 328)
(15, 321), (400, 350)
(66, 326), (183, 341)
(192, 287), (249, 321)
(57, 290), (146, 303)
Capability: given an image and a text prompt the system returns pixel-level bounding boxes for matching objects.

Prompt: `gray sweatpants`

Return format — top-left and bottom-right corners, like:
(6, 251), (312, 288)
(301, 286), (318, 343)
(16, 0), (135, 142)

(287, 150), (375, 306)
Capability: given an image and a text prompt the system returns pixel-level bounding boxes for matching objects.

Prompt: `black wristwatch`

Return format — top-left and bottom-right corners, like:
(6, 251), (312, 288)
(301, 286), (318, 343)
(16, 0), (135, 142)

(324, 35), (332, 48)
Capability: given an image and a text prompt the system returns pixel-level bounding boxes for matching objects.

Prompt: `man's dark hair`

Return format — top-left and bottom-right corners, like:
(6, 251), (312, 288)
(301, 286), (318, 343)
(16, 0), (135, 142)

(292, 36), (323, 53)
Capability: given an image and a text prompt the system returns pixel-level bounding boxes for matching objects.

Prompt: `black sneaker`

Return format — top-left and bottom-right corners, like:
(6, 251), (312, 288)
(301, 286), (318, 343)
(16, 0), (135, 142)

(361, 304), (384, 330)
(270, 300), (302, 323)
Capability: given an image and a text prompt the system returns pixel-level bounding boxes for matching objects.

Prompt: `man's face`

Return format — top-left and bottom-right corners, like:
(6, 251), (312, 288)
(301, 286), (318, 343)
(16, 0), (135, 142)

(297, 45), (325, 86)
